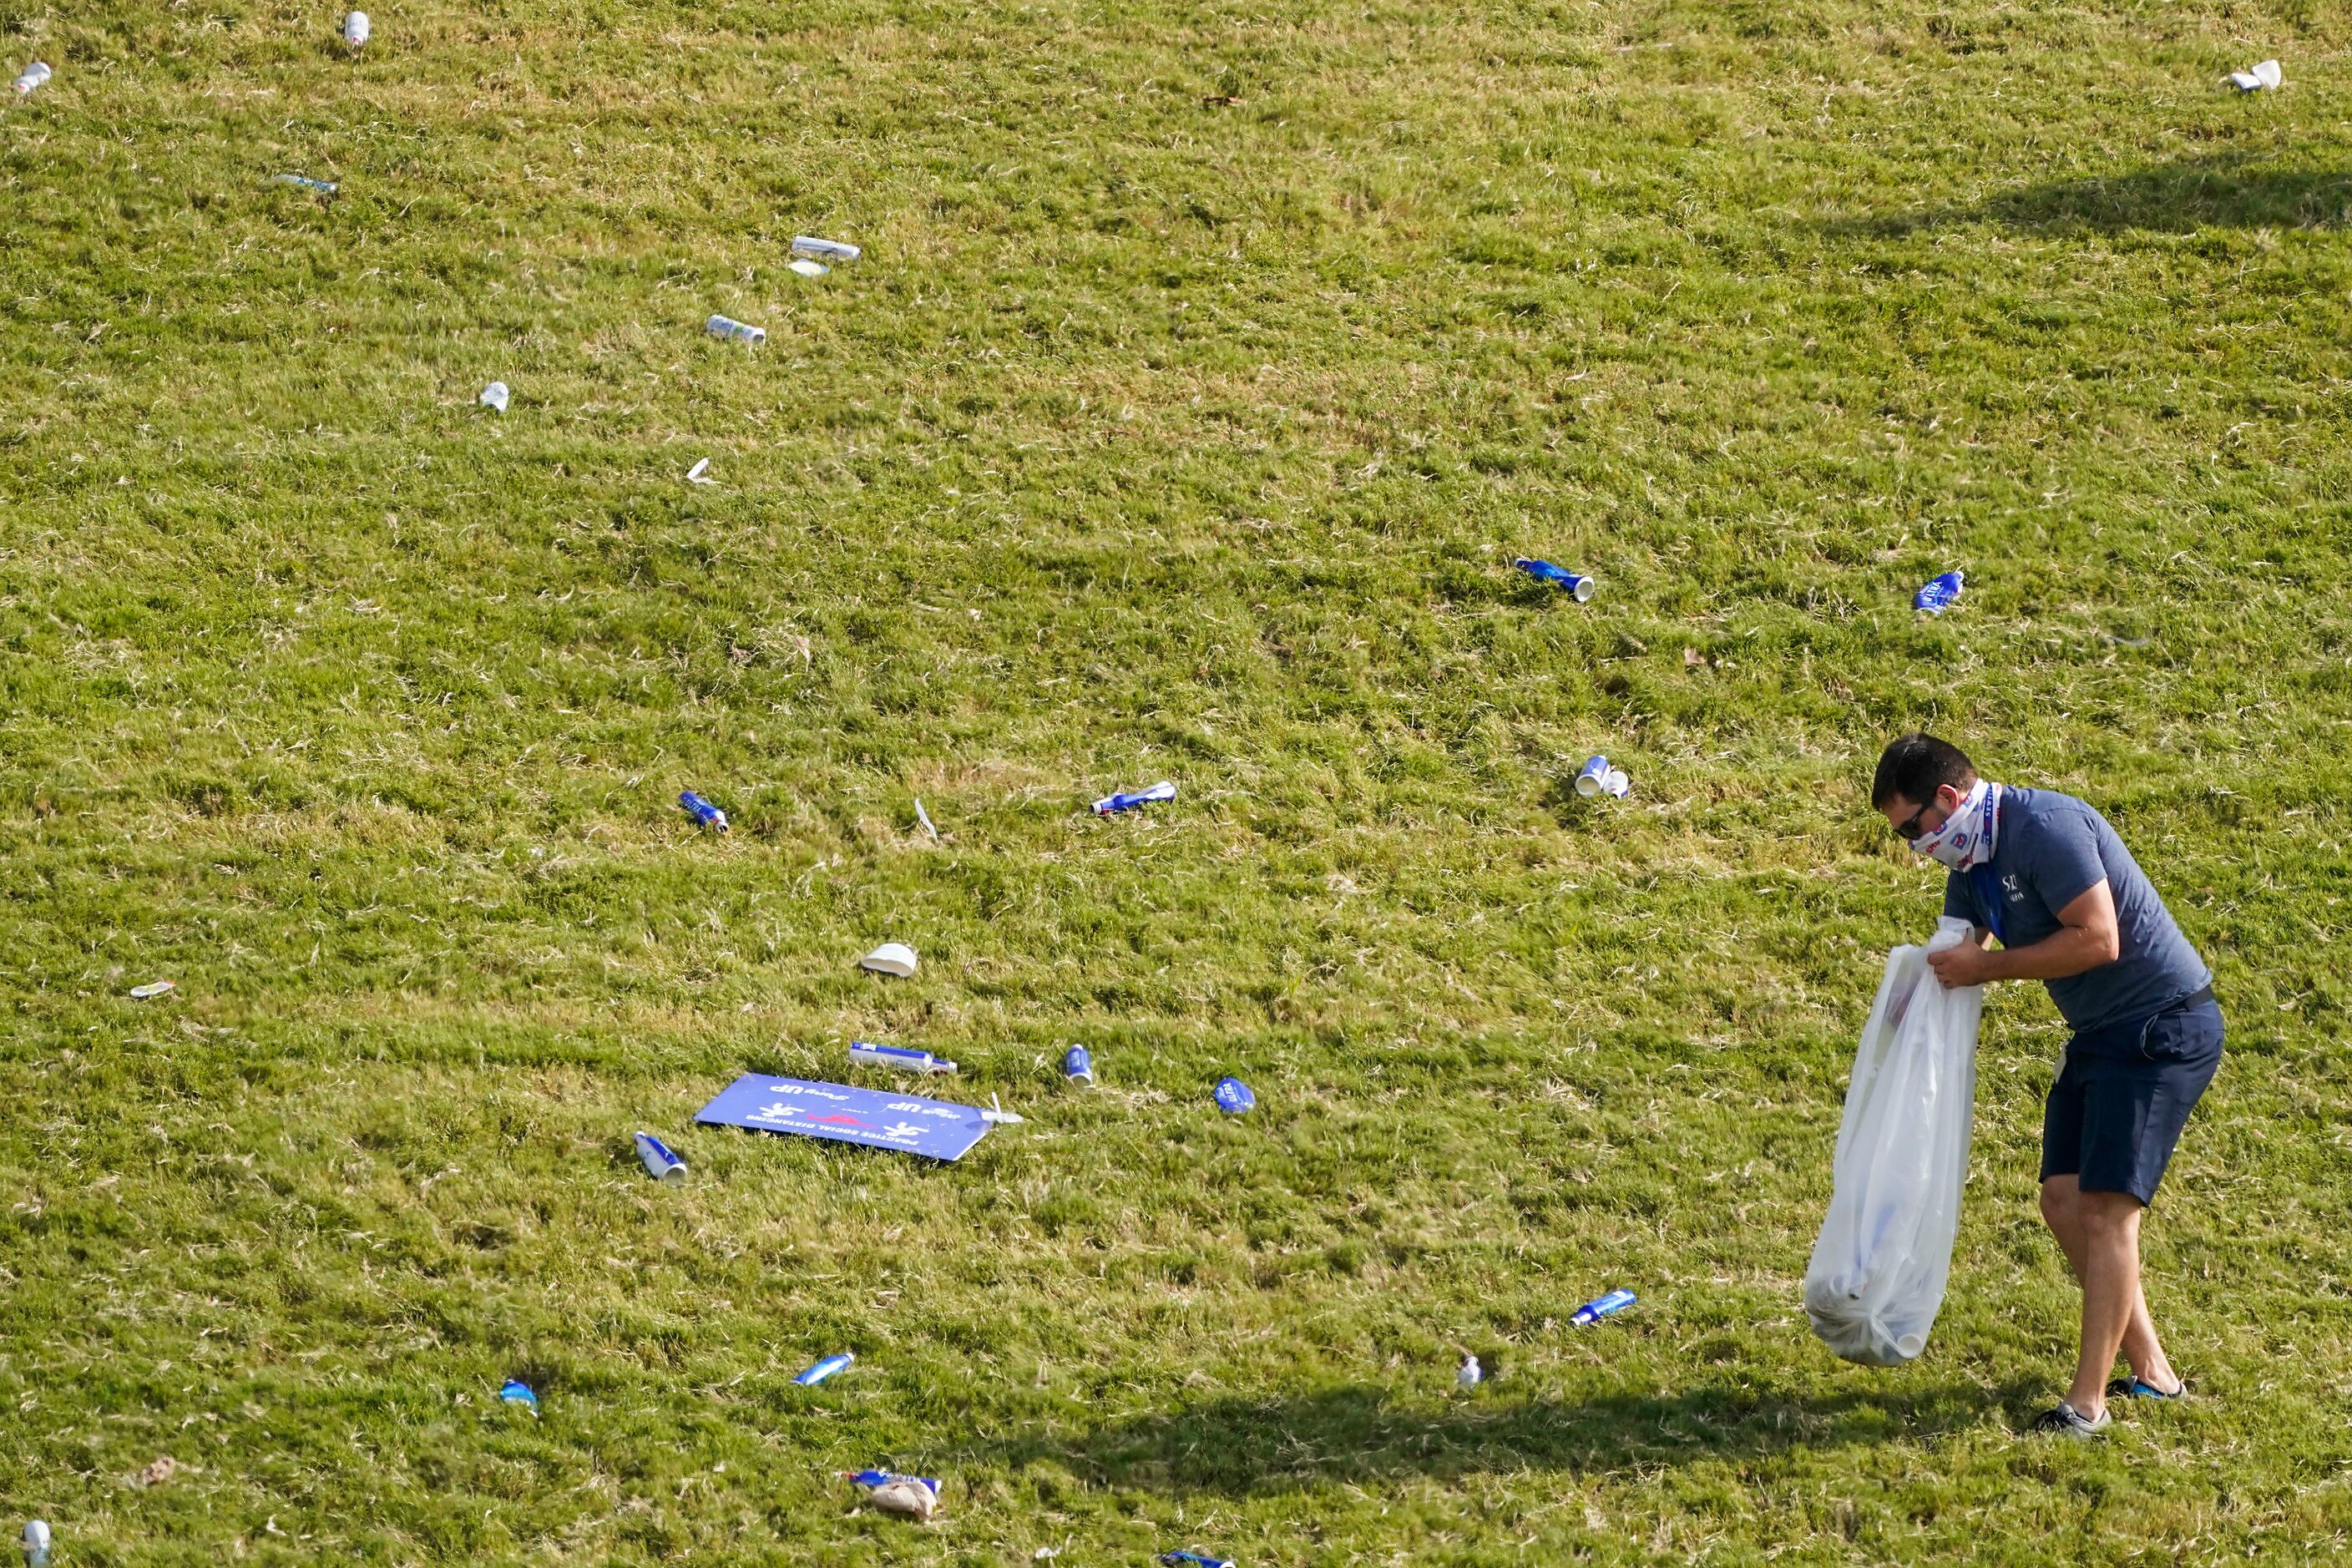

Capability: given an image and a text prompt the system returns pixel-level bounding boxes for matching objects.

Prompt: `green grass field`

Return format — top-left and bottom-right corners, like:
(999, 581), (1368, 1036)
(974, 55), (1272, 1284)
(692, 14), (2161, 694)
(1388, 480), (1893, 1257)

(3, 0), (2351, 1560)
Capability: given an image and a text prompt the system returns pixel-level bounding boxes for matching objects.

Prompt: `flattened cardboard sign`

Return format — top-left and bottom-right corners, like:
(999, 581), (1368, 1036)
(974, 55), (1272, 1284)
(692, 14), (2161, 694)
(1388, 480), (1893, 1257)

(695, 1075), (991, 1162)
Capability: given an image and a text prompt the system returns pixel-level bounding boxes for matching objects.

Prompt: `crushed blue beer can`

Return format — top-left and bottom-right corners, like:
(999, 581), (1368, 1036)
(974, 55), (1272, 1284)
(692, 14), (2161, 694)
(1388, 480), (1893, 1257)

(1160, 1552), (1237, 1568)
(1062, 1045), (1095, 1086)
(498, 1379), (539, 1409)
(1571, 1287), (1636, 1325)
(795, 1352), (854, 1386)
(633, 1131), (687, 1181)
(1574, 754), (1612, 797)
(1094, 780), (1176, 815)
(1214, 1077), (1255, 1115)
(848, 1041), (958, 1075)
(272, 174), (339, 195)
(1914, 570), (1964, 615)
(679, 790), (728, 831)
(1514, 557), (1595, 601)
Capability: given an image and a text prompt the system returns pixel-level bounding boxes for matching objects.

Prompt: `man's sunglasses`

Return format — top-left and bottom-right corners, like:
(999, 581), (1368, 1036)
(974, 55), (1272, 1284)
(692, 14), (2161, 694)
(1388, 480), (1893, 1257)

(1893, 797), (1937, 840)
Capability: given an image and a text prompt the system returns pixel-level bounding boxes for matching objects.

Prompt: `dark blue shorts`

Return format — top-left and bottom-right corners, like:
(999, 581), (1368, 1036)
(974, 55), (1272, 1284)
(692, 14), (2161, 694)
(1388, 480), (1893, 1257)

(2041, 992), (2223, 1206)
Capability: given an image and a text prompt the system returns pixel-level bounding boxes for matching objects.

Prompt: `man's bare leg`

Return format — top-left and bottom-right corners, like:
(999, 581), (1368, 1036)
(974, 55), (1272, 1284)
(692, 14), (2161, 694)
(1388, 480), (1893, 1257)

(2040, 1176), (2179, 1398)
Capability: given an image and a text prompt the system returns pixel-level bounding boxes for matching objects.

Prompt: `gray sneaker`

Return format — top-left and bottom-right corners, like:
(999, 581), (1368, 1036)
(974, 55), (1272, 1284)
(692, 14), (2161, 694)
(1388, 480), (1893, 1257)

(2030, 1402), (2113, 1439)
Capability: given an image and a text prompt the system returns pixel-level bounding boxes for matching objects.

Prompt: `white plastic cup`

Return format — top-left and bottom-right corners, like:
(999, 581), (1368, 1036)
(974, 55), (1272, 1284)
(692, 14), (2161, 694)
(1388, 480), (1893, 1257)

(13, 62), (52, 96)
(1574, 755), (1611, 797)
(479, 381), (509, 413)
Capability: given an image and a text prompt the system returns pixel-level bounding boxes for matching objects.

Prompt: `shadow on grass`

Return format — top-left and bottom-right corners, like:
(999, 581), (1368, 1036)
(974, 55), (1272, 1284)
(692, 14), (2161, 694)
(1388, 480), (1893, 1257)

(960, 1378), (2034, 1494)
(1846, 155), (2352, 235)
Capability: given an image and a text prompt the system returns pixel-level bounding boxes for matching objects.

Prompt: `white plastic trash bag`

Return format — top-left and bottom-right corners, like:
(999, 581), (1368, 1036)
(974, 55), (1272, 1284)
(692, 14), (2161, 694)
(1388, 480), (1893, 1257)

(1804, 916), (1984, 1366)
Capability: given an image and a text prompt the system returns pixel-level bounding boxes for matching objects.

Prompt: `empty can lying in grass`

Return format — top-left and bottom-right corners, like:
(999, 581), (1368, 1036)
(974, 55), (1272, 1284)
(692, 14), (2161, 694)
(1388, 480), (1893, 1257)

(1575, 755), (1612, 797)
(794, 1352), (853, 1386)
(498, 1379), (539, 1409)
(1914, 569), (1964, 614)
(849, 1041), (958, 1075)
(706, 313), (766, 346)
(1601, 767), (1630, 798)
(1457, 1353), (1482, 1388)
(1093, 780), (1176, 815)
(1572, 1287), (1636, 1325)
(129, 980), (175, 999)
(13, 62), (51, 96)
(792, 236), (861, 263)
(1063, 1045), (1095, 1086)
(342, 11), (370, 49)
(1515, 557), (1594, 600)
(1160, 1552), (1237, 1568)
(842, 1469), (940, 1521)
(273, 174), (338, 195)
(1215, 1076), (1255, 1115)
(22, 1520), (49, 1568)
(633, 1131), (687, 1181)
(678, 790), (728, 831)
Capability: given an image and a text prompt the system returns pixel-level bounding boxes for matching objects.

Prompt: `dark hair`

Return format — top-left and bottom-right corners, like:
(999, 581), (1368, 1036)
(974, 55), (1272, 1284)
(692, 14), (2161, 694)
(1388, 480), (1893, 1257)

(1871, 733), (1976, 810)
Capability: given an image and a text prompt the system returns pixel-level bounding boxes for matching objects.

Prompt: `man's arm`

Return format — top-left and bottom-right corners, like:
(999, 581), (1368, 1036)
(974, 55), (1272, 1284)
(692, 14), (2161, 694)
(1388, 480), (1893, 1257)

(1927, 880), (2120, 988)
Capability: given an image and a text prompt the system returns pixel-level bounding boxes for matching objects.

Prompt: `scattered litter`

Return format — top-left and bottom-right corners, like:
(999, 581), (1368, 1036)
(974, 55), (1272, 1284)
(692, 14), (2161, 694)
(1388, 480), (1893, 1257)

(1684, 646), (1707, 668)
(2227, 58), (2282, 92)
(1034, 1549), (1063, 1563)
(479, 381), (510, 414)
(706, 313), (766, 346)
(498, 1379), (539, 1410)
(848, 1040), (953, 1074)
(859, 942), (918, 978)
(1574, 755), (1612, 797)
(792, 236), (862, 263)
(1601, 767), (1630, 799)
(1062, 1045), (1095, 1086)
(1214, 1076), (1255, 1115)
(12, 62), (51, 97)
(1093, 780), (1176, 816)
(138, 1456), (179, 1488)
(979, 1095), (1024, 1126)
(913, 798), (940, 842)
(842, 1469), (941, 1523)
(794, 1352), (854, 1387)
(1571, 1288), (1637, 1326)
(129, 980), (175, 999)
(633, 1130), (687, 1181)
(342, 11), (370, 51)
(272, 174), (338, 195)
(22, 1521), (49, 1568)
(679, 790), (729, 832)
(1201, 94), (1244, 107)
(787, 258), (829, 278)
(1913, 569), (1964, 615)
(698, 1073), (995, 1161)
(1514, 557), (1595, 600)
(1160, 1552), (1236, 1568)
(1458, 1352), (1482, 1389)
(685, 457), (715, 485)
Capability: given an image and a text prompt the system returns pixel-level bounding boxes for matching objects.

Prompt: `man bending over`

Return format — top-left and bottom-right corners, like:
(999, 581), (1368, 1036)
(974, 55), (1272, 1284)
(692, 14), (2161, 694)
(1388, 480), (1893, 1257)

(1870, 733), (2222, 1438)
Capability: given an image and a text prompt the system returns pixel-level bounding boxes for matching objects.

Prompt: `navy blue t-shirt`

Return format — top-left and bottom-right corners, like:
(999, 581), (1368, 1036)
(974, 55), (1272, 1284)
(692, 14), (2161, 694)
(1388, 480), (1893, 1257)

(1942, 787), (2210, 1036)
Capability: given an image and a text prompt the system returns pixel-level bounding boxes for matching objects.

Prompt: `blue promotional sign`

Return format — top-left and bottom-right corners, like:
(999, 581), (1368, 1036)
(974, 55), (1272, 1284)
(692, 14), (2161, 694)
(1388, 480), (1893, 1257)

(695, 1075), (993, 1162)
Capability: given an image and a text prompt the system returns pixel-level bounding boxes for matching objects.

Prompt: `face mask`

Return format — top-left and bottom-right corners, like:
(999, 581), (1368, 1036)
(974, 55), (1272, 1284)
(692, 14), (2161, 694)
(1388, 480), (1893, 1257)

(1909, 779), (2002, 872)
